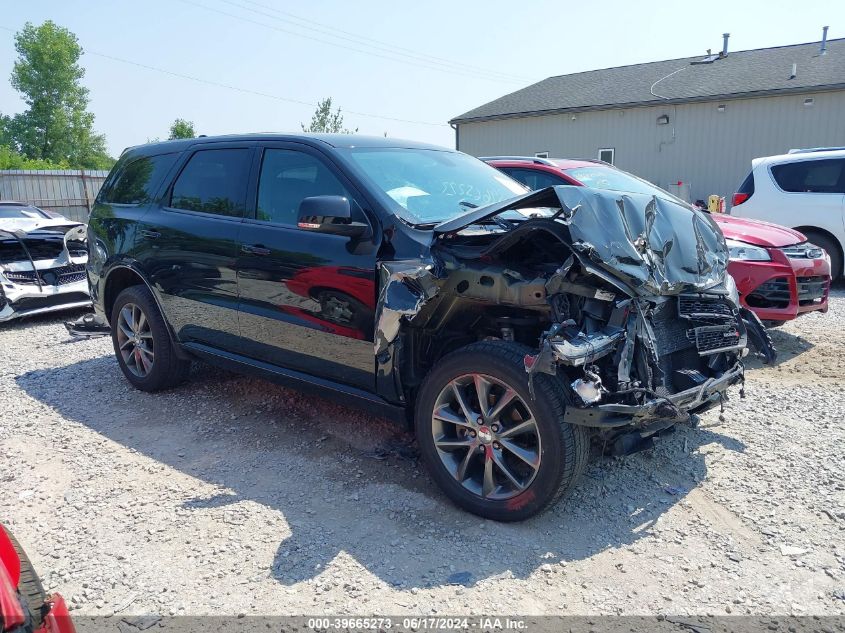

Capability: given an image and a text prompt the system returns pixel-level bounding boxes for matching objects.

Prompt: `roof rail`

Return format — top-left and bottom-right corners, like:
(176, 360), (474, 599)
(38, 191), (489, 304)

(787, 146), (845, 154)
(478, 155), (558, 167)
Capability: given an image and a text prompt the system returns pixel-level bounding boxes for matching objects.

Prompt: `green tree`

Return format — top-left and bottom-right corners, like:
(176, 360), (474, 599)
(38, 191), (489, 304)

(0, 144), (67, 169)
(301, 97), (357, 134)
(6, 21), (113, 169)
(168, 118), (196, 140)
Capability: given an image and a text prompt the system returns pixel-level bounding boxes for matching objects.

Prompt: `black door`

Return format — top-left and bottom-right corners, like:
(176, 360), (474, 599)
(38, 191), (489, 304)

(135, 144), (255, 349)
(236, 144), (378, 390)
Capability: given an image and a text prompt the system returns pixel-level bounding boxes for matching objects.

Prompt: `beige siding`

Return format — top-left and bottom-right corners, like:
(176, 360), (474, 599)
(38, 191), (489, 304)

(457, 91), (845, 202)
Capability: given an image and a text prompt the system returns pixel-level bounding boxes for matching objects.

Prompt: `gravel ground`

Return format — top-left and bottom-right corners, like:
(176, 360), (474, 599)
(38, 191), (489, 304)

(1, 288), (844, 618)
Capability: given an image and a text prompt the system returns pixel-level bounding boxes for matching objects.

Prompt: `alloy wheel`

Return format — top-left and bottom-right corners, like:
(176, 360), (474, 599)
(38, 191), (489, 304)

(431, 373), (541, 500)
(116, 302), (155, 377)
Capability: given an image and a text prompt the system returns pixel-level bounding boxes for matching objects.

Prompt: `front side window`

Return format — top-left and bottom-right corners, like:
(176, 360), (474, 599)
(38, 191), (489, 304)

(500, 168), (567, 191)
(343, 148), (526, 224)
(771, 159), (845, 193)
(102, 153), (179, 205)
(170, 148), (251, 216)
(256, 149), (350, 225)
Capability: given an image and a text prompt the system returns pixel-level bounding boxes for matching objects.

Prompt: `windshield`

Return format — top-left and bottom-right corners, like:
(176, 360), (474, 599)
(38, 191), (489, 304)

(0, 205), (50, 219)
(343, 148), (527, 224)
(565, 166), (683, 202)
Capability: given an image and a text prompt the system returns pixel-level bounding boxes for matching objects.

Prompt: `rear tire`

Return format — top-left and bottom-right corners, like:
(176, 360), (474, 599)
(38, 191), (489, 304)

(111, 285), (190, 391)
(414, 341), (589, 521)
(803, 231), (842, 280)
(2, 525), (46, 631)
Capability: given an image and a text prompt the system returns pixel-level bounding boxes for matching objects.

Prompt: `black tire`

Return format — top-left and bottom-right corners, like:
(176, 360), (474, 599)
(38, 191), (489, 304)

(763, 320), (787, 328)
(111, 285), (190, 391)
(414, 341), (589, 521)
(803, 231), (842, 280)
(2, 525), (46, 631)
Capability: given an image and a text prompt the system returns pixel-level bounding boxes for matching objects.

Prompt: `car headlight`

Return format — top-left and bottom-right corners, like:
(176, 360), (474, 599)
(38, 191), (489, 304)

(725, 239), (771, 261)
(724, 273), (740, 306)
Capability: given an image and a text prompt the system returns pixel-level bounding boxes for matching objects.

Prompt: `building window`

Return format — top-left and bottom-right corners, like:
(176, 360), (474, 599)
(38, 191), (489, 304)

(535, 152), (549, 158)
(598, 148), (615, 165)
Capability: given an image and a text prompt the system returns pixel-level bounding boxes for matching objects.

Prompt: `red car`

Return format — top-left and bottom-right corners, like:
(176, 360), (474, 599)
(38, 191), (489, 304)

(1, 526), (75, 633)
(484, 157), (831, 325)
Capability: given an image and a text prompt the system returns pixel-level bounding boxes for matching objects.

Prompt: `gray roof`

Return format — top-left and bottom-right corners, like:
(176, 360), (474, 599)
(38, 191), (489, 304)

(452, 38), (845, 123)
(126, 133), (449, 157)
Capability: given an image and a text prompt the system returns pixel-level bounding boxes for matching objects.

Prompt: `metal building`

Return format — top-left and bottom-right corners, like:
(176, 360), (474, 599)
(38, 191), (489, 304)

(451, 33), (845, 203)
(0, 169), (109, 222)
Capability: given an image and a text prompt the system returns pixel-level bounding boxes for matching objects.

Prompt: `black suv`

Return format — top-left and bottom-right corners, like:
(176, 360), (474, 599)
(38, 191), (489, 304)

(88, 134), (767, 521)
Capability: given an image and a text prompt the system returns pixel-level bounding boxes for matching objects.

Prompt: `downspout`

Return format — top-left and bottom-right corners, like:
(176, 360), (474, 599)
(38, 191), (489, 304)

(450, 122), (460, 151)
(650, 67), (685, 154)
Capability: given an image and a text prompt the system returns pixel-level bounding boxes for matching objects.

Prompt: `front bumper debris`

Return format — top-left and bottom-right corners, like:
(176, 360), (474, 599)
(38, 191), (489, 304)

(564, 361), (745, 428)
(64, 312), (111, 338)
(38, 593), (77, 633)
(0, 277), (90, 322)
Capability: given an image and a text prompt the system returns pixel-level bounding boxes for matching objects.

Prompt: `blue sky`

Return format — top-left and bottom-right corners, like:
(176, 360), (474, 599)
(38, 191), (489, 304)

(1, 0), (842, 157)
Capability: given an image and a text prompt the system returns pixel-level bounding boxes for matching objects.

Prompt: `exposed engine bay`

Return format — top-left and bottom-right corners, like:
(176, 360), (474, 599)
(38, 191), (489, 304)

(0, 207), (91, 323)
(375, 185), (775, 446)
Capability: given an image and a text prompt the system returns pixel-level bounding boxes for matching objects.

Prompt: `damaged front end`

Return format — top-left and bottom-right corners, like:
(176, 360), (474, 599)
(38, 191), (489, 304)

(0, 223), (91, 323)
(376, 185), (774, 446)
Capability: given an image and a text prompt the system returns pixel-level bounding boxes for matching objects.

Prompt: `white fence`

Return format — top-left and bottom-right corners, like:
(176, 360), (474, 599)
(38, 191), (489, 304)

(0, 169), (110, 223)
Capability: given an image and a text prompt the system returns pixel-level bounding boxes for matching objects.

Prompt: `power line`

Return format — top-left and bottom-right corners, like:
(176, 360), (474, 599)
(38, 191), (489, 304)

(0, 25), (448, 127)
(223, 0), (532, 82)
(178, 0), (528, 84)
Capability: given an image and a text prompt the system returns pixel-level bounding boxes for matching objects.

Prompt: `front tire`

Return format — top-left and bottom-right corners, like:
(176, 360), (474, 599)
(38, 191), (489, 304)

(111, 285), (190, 391)
(414, 341), (589, 521)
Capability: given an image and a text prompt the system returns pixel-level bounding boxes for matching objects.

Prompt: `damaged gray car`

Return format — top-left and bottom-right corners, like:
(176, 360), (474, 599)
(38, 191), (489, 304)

(89, 136), (773, 521)
(0, 201), (90, 323)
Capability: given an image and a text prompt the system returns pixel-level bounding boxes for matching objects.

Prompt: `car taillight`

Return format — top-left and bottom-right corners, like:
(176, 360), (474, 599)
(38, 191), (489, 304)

(732, 192), (750, 206)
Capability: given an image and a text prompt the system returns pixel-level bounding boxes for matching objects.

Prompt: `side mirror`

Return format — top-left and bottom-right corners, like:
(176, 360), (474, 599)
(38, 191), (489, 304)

(297, 196), (369, 238)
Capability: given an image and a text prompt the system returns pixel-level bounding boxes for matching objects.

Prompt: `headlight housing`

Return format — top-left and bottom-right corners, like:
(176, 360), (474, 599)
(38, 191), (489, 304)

(724, 273), (740, 306)
(725, 239), (771, 261)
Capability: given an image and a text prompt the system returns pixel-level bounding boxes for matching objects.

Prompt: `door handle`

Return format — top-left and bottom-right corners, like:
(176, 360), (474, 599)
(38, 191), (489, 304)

(241, 244), (271, 256)
(140, 229), (161, 239)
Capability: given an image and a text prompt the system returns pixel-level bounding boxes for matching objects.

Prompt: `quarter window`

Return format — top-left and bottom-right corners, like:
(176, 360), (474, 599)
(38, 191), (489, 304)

(170, 148), (251, 216)
(100, 153), (178, 205)
(256, 149), (349, 225)
(771, 159), (845, 193)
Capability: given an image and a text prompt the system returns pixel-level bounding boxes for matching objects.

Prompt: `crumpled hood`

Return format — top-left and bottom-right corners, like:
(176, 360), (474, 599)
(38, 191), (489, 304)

(436, 185), (728, 296)
(0, 216), (82, 235)
(712, 213), (805, 248)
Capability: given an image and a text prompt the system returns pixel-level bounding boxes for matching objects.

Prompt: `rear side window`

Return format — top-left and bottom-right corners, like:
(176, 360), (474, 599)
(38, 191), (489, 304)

(500, 168), (566, 191)
(737, 171), (755, 196)
(771, 159), (845, 193)
(170, 148), (251, 217)
(256, 149), (350, 225)
(100, 153), (179, 204)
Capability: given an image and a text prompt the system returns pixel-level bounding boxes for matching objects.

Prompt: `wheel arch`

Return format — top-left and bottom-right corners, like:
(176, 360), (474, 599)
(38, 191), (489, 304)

(103, 265), (148, 323)
(103, 265), (188, 358)
(793, 225), (844, 275)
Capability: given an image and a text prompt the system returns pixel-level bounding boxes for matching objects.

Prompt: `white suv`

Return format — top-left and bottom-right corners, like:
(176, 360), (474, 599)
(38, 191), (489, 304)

(730, 148), (845, 279)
